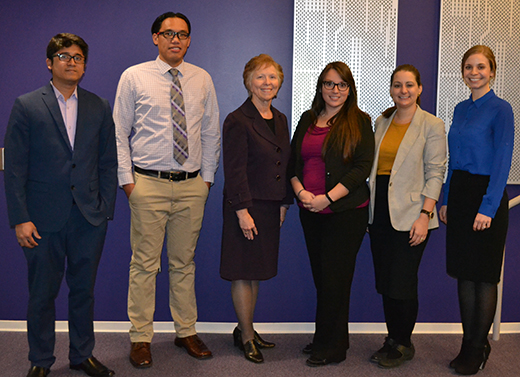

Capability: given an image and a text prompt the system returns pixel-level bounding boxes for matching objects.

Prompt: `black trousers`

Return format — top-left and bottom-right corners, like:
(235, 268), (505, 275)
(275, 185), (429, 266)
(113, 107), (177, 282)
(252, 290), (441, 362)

(299, 206), (368, 359)
(23, 205), (108, 368)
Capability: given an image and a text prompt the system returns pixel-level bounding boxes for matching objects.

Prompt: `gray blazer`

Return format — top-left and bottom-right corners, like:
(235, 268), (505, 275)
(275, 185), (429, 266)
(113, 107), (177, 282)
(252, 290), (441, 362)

(368, 106), (447, 231)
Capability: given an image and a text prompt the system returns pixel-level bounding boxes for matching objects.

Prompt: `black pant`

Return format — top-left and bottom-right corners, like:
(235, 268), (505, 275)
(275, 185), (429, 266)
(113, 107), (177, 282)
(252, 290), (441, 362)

(299, 206), (368, 359)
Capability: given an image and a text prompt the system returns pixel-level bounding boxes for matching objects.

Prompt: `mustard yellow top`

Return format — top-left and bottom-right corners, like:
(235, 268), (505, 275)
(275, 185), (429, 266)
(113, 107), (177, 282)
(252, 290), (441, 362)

(376, 120), (411, 175)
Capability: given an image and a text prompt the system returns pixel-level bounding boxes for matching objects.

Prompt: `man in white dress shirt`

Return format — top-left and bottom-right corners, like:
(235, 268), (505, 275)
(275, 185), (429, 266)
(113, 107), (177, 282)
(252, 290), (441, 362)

(113, 12), (220, 368)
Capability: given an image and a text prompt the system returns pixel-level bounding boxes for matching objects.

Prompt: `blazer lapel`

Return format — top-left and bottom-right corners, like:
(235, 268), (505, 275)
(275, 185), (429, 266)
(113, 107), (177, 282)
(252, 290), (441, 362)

(391, 106), (424, 174)
(41, 84), (73, 152)
(242, 98), (282, 147)
(373, 114), (393, 170)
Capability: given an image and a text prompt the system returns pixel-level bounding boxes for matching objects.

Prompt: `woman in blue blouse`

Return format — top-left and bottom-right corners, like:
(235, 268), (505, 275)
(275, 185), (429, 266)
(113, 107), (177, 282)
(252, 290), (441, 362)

(439, 45), (514, 375)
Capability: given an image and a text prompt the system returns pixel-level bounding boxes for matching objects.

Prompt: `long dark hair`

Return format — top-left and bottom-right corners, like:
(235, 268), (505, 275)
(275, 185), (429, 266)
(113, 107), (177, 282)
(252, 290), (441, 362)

(309, 62), (370, 163)
(382, 64), (422, 118)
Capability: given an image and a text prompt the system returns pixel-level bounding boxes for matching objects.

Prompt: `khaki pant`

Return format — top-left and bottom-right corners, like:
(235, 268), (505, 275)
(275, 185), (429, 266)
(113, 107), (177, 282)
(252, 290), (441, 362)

(127, 172), (209, 342)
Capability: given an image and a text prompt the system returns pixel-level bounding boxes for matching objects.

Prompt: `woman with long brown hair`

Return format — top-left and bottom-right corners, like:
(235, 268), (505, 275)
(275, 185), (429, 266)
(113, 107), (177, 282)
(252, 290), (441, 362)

(289, 61), (374, 367)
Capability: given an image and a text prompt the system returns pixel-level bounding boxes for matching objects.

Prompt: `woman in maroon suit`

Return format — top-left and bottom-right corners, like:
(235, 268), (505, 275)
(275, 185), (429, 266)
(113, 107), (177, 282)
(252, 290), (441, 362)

(220, 54), (292, 363)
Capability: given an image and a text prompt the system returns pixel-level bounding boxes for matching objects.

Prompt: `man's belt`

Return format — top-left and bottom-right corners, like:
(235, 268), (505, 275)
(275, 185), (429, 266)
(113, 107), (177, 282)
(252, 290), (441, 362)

(134, 166), (199, 181)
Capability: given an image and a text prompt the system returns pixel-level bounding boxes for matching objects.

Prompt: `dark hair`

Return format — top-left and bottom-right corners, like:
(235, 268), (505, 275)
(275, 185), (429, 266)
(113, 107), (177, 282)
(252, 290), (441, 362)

(461, 45), (496, 85)
(310, 61), (370, 163)
(151, 12), (191, 35)
(46, 33), (89, 63)
(382, 64), (422, 118)
(243, 54), (284, 98)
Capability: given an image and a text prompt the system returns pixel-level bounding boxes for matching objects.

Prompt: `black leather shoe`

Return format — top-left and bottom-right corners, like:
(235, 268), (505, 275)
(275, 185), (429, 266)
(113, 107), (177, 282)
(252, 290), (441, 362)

(370, 337), (395, 363)
(451, 339), (490, 370)
(454, 344), (490, 375)
(27, 366), (50, 377)
(233, 326), (275, 349)
(70, 356), (115, 376)
(378, 343), (415, 369)
(306, 354), (346, 367)
(233, 326), (242, 348)
(302, 343), (313, 354)
(450, 339), (469, 369)
(243, 339), (264, 363)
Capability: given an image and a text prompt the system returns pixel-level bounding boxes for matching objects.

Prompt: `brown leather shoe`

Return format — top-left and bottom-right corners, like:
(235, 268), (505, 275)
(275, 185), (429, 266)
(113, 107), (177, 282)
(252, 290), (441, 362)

(174, 334), (212, 359)
(129, 342), (152, 368)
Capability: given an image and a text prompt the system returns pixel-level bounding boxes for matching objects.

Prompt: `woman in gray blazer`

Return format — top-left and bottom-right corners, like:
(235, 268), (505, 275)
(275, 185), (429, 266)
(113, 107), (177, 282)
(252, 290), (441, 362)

(368, 65), (447, 368)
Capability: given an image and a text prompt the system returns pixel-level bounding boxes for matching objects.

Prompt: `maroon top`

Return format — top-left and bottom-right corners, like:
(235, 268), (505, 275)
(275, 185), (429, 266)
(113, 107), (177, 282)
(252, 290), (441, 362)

(299, 125), (369, 214)
(300, 126), (333, 214)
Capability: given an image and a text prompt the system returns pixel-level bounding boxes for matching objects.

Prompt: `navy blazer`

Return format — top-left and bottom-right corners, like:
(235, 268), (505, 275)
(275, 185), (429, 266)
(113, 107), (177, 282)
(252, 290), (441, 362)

(223, 98), (292, 211)
(4, 83), (117, 232)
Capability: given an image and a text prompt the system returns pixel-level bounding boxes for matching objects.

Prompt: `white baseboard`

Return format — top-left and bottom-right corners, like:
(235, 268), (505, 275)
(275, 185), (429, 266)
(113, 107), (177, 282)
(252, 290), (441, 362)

(1, 320), (520, 334)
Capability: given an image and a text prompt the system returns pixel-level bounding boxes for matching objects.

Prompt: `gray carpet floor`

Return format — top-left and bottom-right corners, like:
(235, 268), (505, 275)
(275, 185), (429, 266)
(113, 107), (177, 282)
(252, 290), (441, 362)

(2, 332), (519, 376)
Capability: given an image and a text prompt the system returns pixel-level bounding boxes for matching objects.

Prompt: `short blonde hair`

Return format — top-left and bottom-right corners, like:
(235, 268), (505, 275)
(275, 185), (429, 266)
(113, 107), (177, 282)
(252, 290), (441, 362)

(243, 54), (284, 97)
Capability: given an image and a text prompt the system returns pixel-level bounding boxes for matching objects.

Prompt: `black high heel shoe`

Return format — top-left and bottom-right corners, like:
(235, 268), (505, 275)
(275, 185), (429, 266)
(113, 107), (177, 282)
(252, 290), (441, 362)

(454, 344), (490, 375)
(233, 326), (242, 348)
(243, 339), (264, 363)
(232, 327), (264, 363)
(450, 339), (469, 369)
(253, 331), (275, 348)
(450, 340), (490, 369)
(233, 326), (275, 348)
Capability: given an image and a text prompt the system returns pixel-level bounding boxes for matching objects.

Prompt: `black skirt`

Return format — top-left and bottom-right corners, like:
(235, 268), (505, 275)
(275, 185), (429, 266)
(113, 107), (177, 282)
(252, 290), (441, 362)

(369, 175), (429, 300)
(220, 199), (281, 281)
(446, 170), (509, 283)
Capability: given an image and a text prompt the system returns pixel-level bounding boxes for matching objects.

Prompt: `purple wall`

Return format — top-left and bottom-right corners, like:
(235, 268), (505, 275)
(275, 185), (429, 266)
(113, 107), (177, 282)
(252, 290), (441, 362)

(1, 0), (519, 325)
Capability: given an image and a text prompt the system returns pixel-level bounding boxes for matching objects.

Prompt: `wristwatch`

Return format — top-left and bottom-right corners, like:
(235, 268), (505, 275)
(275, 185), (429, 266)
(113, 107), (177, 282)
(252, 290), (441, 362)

(420, 209), (434, 219)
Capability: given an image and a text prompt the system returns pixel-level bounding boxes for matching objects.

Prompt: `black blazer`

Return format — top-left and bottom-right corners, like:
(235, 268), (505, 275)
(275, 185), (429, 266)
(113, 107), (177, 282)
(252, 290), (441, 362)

(289, 110), (375, 212)
(4, 83), (118, 232)
(223, 98), (292, 211)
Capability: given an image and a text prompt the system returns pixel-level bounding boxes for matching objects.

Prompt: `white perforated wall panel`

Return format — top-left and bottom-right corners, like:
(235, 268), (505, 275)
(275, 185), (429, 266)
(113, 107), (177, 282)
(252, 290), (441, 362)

(437, 0), (520, 184)
(292, 0), (399, 132)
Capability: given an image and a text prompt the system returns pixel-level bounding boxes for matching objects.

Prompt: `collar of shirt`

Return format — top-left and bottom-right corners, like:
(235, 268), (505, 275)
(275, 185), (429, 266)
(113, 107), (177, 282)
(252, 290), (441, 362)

(155, 56), (185, 78)
(50, 80), (78, 102)
(470, 89), (495, 108)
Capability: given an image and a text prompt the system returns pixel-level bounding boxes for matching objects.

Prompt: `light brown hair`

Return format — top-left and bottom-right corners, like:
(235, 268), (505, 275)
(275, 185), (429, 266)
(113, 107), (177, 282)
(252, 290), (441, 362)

(243, 54), (284, 98)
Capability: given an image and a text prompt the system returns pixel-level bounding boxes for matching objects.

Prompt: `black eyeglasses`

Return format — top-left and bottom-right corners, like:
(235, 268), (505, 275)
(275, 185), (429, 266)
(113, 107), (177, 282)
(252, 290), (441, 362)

(322, 81), (349, 91)
(52, 53), (85, 64)
(157, 30), (190, 41)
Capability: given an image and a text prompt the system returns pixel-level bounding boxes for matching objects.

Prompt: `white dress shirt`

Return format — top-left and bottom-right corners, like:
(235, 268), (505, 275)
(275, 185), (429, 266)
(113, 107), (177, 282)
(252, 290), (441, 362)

(51, 81), (78, 150)
(114, 56), (220, 186)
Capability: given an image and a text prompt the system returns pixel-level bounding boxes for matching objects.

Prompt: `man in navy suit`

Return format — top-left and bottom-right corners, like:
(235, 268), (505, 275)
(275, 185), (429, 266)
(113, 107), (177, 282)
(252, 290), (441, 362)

(4, 33), (117, 377)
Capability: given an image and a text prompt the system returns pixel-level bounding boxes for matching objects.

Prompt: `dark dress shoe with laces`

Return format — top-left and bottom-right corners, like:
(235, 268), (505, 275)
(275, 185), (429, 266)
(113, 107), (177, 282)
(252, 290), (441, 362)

(26, 366), (50, 377)
(130, 342), (152, 368)
(70, 356), (115, 376)
(174, 334), (213, 359)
